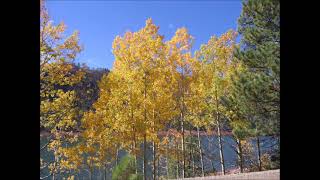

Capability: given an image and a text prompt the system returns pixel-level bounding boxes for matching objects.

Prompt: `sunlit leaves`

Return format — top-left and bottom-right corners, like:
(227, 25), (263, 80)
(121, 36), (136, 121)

(193, 30), (240, 129)
(40, 0), (85, 178)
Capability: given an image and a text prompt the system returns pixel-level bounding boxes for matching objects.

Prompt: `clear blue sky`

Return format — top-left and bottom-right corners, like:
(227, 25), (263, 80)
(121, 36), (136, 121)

(46, 1), (242, 69)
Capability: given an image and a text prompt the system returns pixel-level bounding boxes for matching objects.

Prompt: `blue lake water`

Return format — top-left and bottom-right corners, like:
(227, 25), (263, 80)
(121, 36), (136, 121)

(40, 135), (277, 179)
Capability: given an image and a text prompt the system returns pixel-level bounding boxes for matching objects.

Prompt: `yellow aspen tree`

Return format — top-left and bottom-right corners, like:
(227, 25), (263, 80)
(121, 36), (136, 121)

(83, 18), (174, 180)
(60, 71), (124, 179)
(166, 27), (196, 178)
(40, 0), (83, 132)
(188, 59), (208, 177)
(40, 0), (84, 179)
(195, 30), (239, 175)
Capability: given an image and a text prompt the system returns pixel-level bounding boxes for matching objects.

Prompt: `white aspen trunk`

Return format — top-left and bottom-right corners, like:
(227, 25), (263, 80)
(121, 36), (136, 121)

(237, 138), (244, 173)
(197, 126), (205, 177)
(181, 111), (186, 178)
(153, 141), (156, 180)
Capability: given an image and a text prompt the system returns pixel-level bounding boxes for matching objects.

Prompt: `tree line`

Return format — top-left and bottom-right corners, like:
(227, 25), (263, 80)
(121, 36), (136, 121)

(40, 0), (279, 179)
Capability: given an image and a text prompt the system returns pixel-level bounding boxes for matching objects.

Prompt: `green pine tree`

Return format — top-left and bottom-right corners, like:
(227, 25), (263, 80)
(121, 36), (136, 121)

(230, 0), (280, 170)
(236, 0), (279, 136)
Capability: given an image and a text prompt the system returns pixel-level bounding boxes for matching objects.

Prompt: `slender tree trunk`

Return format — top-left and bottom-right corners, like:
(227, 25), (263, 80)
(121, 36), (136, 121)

(197, 126), (205, 177)
(152, 109), (157, 180)
(215, 88), (225, 175)
(116, 147), (119, 166)
(132, 104), (138, 174)
(181, 111), (186, 178)
(157, 155), (160, 179)
(143, 72), (148, 180)
(133, 128), (138, 174)
(189, 127), (194, 177)
(180, 68), (186, 178)
(216, 118), (225, 175)
(153, 141), (157, 180)
(143, 134), (147, 180)
(166, 140), (169, 179)
(237, 138), (244, 173)
(133, 140), (138, 174)
(176, 140), (179, 178)
(256, 136), (262, 171)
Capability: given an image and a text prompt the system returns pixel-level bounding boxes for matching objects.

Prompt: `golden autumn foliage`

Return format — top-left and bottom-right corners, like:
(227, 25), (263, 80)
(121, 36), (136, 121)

(39, 0), (280, 177)
(39, 10), (272, 178)
(78, 19), (178, 169)
(194, 30), (241, 127)
(60, 19), (244, 176)
(40, 0), (84, 132)
(40, 0), (85, 178)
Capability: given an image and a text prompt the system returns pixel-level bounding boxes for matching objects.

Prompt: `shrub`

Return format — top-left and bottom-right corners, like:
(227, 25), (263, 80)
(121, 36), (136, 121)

(112, 154), (141, 180)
